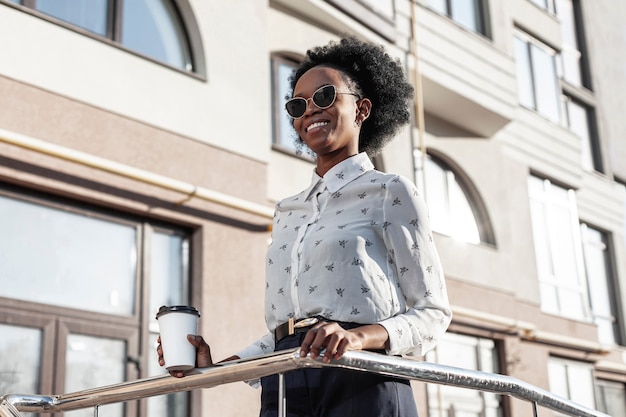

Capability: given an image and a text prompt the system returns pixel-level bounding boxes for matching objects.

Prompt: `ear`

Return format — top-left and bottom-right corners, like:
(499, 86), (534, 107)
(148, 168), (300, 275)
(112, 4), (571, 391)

(356, 98), (372, 123)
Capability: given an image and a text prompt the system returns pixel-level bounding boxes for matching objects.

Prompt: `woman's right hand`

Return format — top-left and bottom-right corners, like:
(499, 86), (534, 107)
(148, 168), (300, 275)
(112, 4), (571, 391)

(157, 334), (213, 378)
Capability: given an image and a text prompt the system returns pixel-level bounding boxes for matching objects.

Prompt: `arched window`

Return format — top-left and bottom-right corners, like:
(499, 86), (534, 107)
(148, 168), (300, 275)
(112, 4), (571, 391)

(6, 0), (205, 74)
(415, 150), (495, 245)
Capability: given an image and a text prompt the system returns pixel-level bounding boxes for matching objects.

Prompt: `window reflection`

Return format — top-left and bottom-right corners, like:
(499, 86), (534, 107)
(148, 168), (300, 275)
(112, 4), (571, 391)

(121, 0), (193, 71)
(426, 333), (503, 417)
(36, 0), (108, 36)
(548, 359), (596, 410)
(271, 55), (310, 158)
(147, 230), (190, 416)
(11, 0), (197, 72)
(514, 32), (561, 123)
(415, 151), (482, 244)
(427, 0), (488, 35)
(0, 194), (137, 315)
(528, 176), (589, 320)
(0, 324), (41, 401)
(64, 334), (125, 417)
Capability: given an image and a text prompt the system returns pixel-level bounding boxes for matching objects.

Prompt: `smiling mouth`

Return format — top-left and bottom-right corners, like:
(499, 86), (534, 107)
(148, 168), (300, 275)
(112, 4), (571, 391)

(306, 121), (329, 132)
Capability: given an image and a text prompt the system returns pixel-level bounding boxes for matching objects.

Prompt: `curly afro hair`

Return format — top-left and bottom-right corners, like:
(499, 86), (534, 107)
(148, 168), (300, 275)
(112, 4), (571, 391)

(290, 36), (414, 156)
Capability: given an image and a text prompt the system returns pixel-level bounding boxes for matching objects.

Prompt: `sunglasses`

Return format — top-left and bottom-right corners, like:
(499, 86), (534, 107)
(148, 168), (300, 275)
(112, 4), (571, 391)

(285, 85), (360, 119)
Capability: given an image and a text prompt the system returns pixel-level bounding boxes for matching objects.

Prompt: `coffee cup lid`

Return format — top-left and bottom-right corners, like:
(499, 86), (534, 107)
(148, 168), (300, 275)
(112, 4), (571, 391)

(156, 305), (200, 319)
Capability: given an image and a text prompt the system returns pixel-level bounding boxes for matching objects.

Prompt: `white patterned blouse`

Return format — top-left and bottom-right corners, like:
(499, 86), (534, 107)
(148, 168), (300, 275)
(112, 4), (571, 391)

(236, 152), (451, 360)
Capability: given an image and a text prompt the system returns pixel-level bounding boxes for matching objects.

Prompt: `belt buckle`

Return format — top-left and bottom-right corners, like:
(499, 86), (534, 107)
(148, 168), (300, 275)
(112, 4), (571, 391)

(289, 317), (319, 335)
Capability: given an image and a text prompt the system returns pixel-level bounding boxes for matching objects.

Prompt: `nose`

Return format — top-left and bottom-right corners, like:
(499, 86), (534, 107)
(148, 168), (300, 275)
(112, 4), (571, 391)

(302, 97), (321, 115)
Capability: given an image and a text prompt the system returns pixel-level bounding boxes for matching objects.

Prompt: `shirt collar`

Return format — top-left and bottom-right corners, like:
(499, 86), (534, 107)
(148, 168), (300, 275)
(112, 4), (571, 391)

(304, 153), (374, 200)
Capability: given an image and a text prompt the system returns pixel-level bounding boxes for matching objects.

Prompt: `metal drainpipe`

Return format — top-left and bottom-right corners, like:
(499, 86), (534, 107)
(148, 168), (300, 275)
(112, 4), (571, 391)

(409, 0), (428, 202)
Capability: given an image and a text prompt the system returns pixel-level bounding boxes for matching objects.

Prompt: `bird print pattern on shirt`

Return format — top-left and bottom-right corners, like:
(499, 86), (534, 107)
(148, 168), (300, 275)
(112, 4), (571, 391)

(252, 153), (450, 358)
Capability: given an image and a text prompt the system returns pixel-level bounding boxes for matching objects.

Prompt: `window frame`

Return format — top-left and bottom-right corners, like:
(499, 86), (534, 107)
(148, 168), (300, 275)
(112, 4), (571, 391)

(270, 53), (315, 162)
(563, 94), (603, 173)
(425, 332), (506, 417)
(426, 0), (491, 37)
(0, 183), (195, 417)
(514, 30), (562, 123)
(527, 175), (591, 321)
(415, 150), (496, 246)
(579, 223), (624, 346)
(1, 0), (206, 77)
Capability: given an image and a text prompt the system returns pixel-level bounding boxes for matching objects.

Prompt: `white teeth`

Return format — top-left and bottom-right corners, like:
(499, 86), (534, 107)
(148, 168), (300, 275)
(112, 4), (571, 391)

(306, 121), (329, 132)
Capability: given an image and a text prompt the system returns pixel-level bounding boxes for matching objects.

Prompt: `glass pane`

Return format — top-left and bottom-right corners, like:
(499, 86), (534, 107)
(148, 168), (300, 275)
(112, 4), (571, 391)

(65, 334), (125, 417)
(566, 99), (594, 171)
(0, 195), (137, 315)
(449, 179), (480, 244)
(556, 0), (582, 85)
(514, 37), (535, 109)
(36, 0), (108, 36)
(273, 58), (302, 154)
(551, 205), (579, 284)
(424, 158), (451, 235)
(530, 44), (561, 122)
(122, 0), (192, 71)
(547, 360), (568, 398)
(147, 231), (190, 416)
(596, 381), (626, 416)
(567, 365), (596, 409)
(529, 199), (554, 277)
(451, 0), (481, 32)
(0, 324), (41, 397)
(426, 333), (502, 417)
(581, 226), (616, 345)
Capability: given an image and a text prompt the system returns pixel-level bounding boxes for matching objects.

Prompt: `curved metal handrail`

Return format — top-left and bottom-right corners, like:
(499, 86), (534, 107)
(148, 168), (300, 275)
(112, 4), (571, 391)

(0, 349), (609, 417)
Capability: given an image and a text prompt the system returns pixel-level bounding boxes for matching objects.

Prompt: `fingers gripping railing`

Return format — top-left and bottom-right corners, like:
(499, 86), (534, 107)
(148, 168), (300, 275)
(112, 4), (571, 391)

(0, 349), (609, 417)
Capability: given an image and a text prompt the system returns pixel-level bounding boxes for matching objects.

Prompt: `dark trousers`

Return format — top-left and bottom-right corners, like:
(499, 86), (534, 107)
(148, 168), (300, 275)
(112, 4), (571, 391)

(260, 325), (419, 417)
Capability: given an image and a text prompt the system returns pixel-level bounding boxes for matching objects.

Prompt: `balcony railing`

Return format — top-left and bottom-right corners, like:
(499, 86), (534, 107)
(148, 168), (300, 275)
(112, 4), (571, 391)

(0, 348), (609, 417)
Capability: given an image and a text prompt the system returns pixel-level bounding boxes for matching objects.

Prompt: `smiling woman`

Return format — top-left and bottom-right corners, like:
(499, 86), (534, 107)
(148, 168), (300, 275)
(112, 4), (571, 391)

(158, 36), (452, 417)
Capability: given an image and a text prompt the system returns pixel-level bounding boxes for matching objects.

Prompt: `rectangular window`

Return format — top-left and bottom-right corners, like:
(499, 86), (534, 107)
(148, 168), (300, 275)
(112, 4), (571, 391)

(580, 224), (623, 345)
(427, 0), (489, 35)
(425, 333), (504, 417)
(0, 186), (192, 417)
(564, 96), (602, 172)
(555, 0), (590, 88)
(548, 358), (596, 410)
(270, 55), (311, 159)
(596, 380), (626, 416)
(527, 176), (589, 320)
(514, 32), (561, 123)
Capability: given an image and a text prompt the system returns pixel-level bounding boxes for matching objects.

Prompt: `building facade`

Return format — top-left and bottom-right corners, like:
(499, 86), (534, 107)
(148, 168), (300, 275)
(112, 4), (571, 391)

(0, 0), (624, 416)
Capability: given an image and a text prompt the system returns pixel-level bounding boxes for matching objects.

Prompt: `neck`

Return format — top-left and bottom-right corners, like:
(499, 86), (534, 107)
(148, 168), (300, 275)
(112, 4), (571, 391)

(316, 152), (358, 177)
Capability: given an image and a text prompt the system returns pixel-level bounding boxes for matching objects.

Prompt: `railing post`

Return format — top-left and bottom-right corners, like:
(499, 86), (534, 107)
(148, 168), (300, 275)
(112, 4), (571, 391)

(278, 373), (286, 417)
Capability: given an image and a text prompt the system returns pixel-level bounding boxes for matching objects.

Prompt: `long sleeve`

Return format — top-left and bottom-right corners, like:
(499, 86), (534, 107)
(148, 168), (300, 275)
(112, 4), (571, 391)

(378, 175), (452, 356)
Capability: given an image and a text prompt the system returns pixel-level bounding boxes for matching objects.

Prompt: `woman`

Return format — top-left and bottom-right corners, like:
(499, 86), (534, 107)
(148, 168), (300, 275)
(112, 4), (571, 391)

(158, 36), (452, 416)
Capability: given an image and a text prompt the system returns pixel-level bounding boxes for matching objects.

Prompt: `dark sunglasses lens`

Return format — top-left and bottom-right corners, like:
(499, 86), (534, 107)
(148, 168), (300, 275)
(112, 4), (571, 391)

(313, 85), (336, 108)
(285, 98), (306, 118)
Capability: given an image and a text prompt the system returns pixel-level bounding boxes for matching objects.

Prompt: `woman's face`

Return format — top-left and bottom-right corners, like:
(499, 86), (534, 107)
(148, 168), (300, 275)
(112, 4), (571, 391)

(291, 66), (363, 163)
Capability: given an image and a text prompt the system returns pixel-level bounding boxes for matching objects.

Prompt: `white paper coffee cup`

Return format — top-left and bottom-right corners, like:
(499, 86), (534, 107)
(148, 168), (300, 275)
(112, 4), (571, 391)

(156, 305), (200, 371)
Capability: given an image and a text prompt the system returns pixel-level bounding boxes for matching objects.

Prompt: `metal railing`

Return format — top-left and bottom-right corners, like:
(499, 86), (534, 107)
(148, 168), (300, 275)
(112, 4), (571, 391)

(0, 348), (609, 417)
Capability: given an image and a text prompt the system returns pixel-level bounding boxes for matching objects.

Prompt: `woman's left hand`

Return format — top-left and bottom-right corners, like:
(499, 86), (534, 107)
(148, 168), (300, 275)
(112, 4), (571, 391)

(299, 322), (389, 363)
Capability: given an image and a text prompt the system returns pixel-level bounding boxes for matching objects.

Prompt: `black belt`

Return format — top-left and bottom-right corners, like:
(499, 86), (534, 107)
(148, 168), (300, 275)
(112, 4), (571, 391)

(273, 317), (367, 343)
(274, 317), (322, 343)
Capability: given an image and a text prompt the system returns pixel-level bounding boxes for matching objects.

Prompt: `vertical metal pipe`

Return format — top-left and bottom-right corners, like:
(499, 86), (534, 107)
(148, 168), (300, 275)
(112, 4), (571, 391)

(278, 373), (286, 417)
